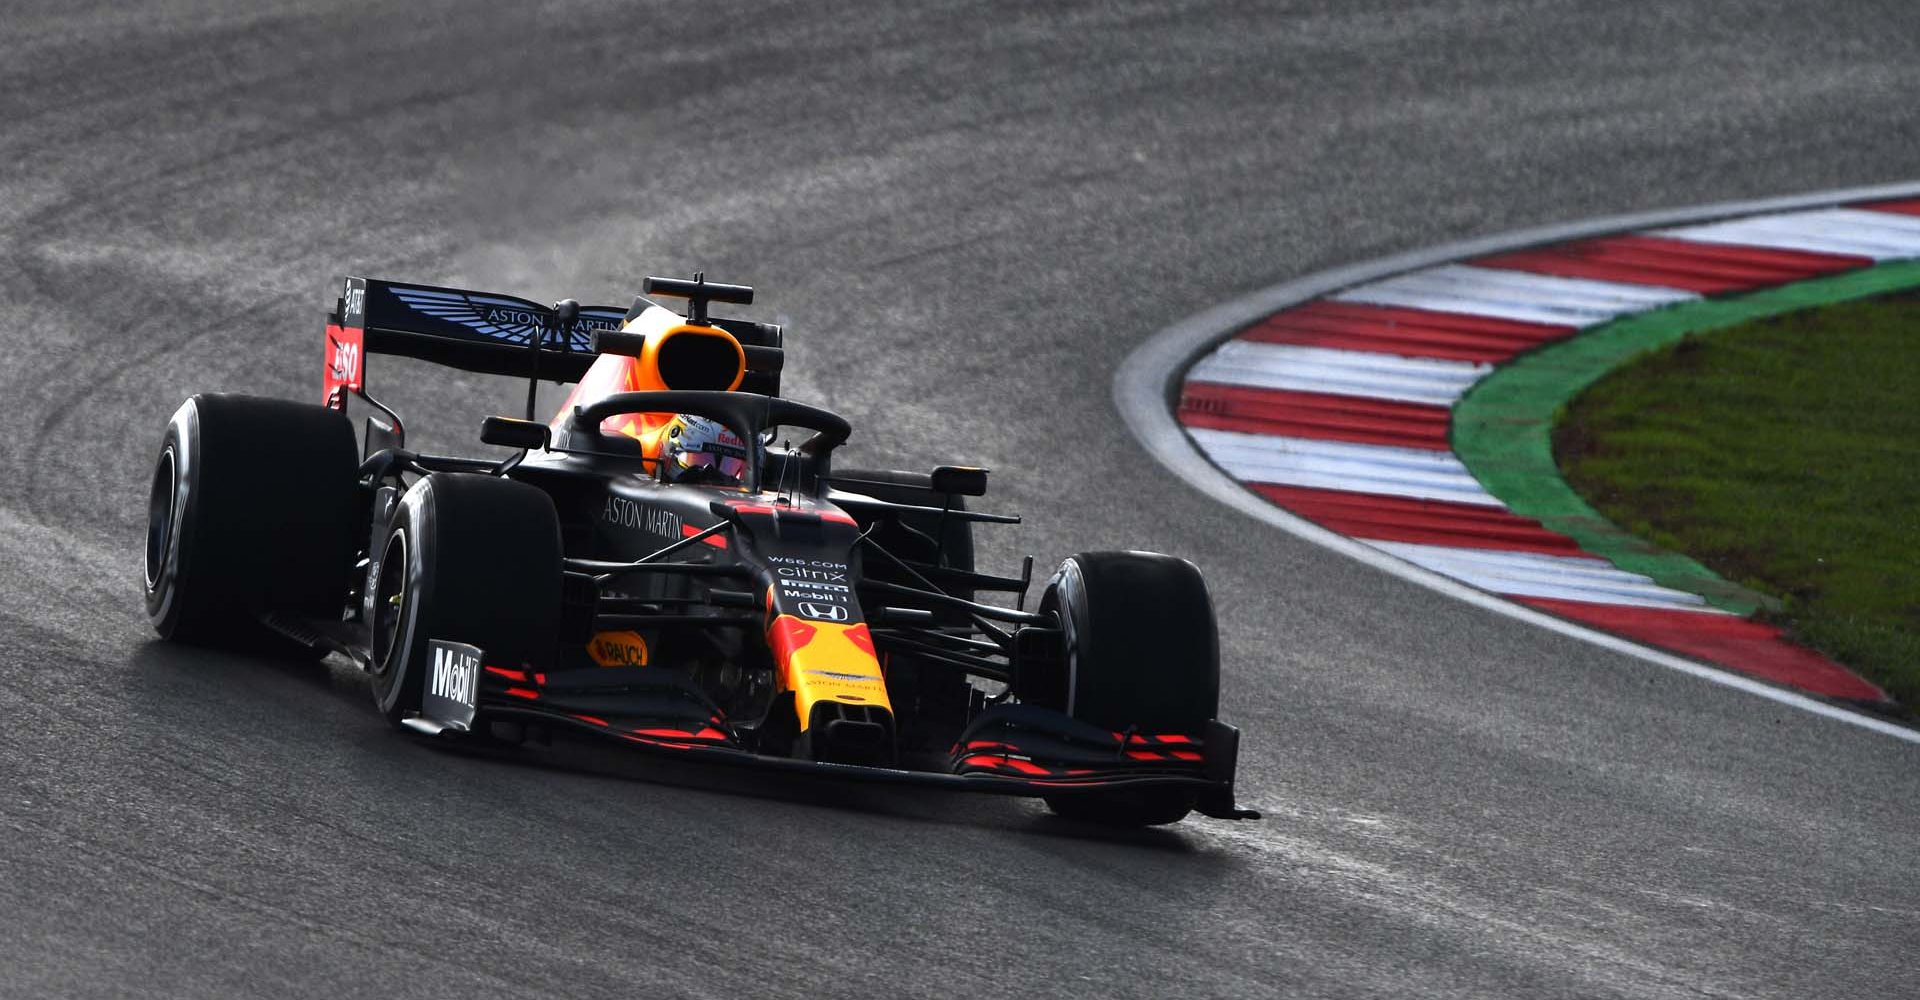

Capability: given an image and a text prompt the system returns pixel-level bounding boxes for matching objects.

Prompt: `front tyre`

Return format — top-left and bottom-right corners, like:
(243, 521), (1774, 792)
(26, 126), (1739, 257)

(367, 473), (562, 728)
(144, 394), (358, 652)
(1036, 551), (1219, 827)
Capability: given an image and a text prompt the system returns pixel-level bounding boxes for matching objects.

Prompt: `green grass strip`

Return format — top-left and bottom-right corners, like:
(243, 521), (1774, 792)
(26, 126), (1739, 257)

(1451, 259), (1920, 616)
(1559, 291), (1920, 707)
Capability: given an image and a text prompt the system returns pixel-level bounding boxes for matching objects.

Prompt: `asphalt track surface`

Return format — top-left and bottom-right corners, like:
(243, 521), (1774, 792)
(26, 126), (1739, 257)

(2, 2), (1916, 997)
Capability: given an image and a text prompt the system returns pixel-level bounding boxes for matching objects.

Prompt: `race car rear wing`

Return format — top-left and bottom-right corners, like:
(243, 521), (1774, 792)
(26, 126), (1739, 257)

(322, 276), (784, 409)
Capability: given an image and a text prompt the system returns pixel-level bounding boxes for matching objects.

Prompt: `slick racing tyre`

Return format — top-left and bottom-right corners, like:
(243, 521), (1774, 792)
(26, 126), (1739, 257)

(367, 473), (561, 728)
(145, 394), (358, 654)
(1036, 551), (1219, 827)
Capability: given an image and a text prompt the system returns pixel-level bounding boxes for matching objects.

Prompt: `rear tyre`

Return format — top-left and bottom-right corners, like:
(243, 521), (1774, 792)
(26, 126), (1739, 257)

(367, 473), (562, 727)
(1036, 551), (1219, 827)
(144, 394), (358, 654)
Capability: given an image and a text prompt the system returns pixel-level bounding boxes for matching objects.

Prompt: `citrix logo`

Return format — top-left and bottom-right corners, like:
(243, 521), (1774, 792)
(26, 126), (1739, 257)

(775, 565), (847, 582)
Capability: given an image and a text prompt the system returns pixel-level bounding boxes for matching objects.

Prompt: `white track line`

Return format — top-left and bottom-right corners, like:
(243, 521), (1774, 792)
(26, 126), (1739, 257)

(1361, 541), (1718, 610)
(1655, 208), (1920, 260)
(1334, 264), (1699, 327)
(1186, 428), (1503, 507)
(1186, 341), (1490, 406)
(1115, 180), (1920, 745)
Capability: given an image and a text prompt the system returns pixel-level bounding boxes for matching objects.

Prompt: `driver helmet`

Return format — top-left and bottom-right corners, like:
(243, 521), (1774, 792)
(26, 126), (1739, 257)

(664, 414), (748, 484)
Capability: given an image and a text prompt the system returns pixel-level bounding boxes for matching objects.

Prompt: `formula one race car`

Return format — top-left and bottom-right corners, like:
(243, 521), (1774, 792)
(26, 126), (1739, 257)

(142, 273), (1254, 825)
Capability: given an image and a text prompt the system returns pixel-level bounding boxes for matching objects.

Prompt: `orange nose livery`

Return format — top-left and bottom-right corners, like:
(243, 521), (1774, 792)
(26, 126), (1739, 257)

(765, 615), (891, 730)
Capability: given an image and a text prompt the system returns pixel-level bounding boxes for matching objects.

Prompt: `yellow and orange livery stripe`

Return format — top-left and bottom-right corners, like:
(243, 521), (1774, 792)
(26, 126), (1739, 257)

(765, 614), (889, 730)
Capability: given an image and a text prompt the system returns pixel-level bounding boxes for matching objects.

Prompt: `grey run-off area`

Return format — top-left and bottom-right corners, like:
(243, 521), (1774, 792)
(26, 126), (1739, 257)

(1, 2), (1915, 998)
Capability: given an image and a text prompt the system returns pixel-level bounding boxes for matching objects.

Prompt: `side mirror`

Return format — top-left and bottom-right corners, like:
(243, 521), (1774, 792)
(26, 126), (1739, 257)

(481, 416), (551, 451)
(930, 465), (989, 497)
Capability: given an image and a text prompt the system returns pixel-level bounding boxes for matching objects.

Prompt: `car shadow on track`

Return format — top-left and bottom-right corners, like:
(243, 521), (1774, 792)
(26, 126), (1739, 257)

(124, 640), (1218, 850)
(128, 639), (375, 716)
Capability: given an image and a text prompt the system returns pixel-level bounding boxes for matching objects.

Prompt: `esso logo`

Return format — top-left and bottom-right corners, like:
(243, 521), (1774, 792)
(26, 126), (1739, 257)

(331, 339), (361, 381)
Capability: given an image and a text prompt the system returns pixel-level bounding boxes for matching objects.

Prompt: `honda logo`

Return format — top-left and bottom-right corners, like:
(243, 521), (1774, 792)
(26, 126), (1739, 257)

(798, 601), (849, 622)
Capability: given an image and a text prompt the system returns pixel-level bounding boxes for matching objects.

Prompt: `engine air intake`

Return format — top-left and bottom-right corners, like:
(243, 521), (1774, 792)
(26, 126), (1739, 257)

(654, 325), (747, 391)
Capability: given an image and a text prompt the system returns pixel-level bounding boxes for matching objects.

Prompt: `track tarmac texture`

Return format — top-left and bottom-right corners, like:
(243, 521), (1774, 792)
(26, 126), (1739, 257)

(1, 3), (1916, 998)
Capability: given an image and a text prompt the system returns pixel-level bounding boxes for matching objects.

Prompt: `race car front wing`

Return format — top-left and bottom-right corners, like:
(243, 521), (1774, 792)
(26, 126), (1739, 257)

(403, 665), (1259, 820)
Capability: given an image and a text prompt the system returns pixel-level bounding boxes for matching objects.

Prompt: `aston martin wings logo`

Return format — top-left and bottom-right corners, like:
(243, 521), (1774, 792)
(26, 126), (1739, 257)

(388, 287), (624, 352)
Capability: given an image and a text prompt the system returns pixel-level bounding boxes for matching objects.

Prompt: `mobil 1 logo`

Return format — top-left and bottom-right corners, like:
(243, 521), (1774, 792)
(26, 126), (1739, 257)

(424, 639), (482, 731)
(773, 559), (855, 621)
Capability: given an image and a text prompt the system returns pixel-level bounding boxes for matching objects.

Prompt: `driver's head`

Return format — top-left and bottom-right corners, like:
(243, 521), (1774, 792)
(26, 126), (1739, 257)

(664, 414), (748, 485)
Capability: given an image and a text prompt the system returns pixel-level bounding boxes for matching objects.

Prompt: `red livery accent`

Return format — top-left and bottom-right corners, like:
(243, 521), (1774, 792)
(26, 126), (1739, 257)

(630, 726), (730, 741)
(570, 714), (610, 727)
(681, 523), (729, 548)
(1113, 732), (1202, 746)
(620, 734), (701, 750)
(321, 323), (364, 408)
(960, 754), (1049, 776)
(845, 623), (875, 657)
(721, 501), (853, 526)
(485, 666), (526, 681)
(505, 686), (540, 700)
(767, 616), (818, 660)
